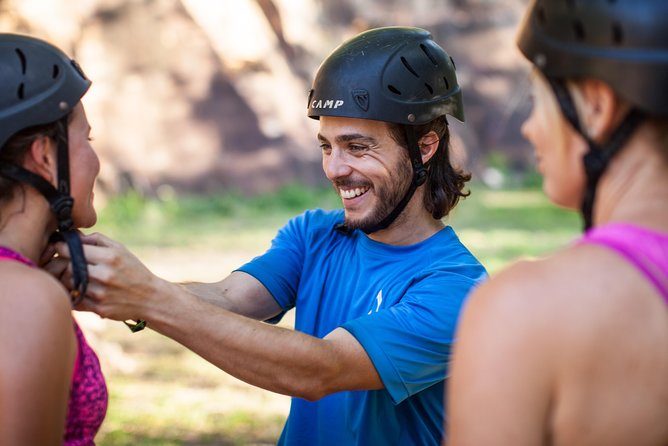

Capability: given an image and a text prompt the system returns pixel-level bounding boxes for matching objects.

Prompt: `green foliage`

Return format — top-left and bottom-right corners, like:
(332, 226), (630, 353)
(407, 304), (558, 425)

(93, 184), (340, 248)
(448, 183), (581, 272)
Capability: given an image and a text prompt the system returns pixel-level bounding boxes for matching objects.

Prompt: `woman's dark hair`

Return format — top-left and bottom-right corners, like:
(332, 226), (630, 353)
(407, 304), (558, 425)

(388, 116), (471, 219)
(0, 119), (68, 205)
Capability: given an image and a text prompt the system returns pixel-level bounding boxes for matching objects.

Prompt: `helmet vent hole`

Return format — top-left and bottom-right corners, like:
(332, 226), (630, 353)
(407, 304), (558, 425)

(52, 64), (59, 79)
(388, 85), (402, 96)
(450, 56), (456, 70)
(15, 48), (26, 74)
(425, 83), (433, 94)
(443, 77), (450, 90)
(612, 23), (623, 45)
(401, 57), (419, 78)
(573, 20), (586, 41)
(17, 83), (24, 99)
(419, 44), (438, 66)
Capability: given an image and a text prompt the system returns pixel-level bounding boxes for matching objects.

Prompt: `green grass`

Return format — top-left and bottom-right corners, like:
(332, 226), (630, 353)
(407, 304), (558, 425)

(86, 182), (581, 445)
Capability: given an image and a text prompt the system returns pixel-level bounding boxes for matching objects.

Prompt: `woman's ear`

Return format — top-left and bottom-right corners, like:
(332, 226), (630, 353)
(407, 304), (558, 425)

(418, 130), (440, 164)
(573, 79), (627, 143)
(23, 136), (58, 185)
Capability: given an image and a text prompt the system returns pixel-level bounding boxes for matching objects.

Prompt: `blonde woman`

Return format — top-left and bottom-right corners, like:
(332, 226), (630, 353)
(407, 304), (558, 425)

(446, 1), (668, 445)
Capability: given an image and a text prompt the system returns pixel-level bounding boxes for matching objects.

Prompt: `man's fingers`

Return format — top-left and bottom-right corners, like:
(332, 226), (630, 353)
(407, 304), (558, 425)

(42, 256), (70, 279)
(73, 294), (99, 313)
(53, 240), (122, 267)
(38, 244), (57, 266)
(80, 232), (118, 248)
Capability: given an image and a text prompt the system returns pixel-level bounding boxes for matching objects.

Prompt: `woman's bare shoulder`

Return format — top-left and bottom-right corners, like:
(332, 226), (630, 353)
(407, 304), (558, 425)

(0, 263), (74, 346)
(457, 245), (619, 351)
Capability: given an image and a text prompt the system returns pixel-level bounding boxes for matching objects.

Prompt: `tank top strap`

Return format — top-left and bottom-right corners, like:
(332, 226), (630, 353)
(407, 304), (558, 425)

(0, 246), (35, 267)
(579, 223), (668, 304)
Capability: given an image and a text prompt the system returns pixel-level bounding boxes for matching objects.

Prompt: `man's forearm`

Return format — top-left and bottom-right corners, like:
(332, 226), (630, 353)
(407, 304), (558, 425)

(144, 287), (347, 401)
(182, 272), (283, 321)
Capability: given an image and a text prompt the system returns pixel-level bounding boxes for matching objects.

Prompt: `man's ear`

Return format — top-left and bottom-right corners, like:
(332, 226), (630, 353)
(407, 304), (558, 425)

(24, 136), (58, 185)
(418, 130), (440, 164)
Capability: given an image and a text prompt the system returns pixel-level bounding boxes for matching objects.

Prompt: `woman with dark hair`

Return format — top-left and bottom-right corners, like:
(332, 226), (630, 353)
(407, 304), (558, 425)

(0, 34), (107, 445)
(446, 1), (668, 445)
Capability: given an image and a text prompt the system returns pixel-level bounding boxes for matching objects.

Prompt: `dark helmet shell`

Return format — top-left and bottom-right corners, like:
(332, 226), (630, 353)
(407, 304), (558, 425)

(517, 0), (668, 116)
(0, 33), (91, 149)
(308, 26), (464, 125)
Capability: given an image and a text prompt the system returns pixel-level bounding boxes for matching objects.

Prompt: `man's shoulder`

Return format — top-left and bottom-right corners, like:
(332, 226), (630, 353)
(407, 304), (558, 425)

(422, 226), (486, 273)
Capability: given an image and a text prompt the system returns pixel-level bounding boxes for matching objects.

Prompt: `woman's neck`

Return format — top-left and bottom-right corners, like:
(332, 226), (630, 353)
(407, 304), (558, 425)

(0, 191), (55, 264)
(594, 130), (668, 232)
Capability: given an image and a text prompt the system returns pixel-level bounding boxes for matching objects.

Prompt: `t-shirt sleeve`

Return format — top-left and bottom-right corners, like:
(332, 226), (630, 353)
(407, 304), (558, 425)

(342, 269), (483, 405)
(235, 213), (309, 312)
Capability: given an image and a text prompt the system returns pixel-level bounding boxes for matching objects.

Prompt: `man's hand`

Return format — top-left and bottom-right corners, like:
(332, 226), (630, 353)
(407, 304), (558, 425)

(41, 242), (69, 282)
(53, 232), (164, 323)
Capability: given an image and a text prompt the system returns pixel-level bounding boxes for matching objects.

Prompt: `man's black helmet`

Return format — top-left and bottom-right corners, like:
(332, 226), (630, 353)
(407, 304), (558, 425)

(308, 26), (464, 125)
(0, 33), (90, 149)
(517, 0), (668, 117)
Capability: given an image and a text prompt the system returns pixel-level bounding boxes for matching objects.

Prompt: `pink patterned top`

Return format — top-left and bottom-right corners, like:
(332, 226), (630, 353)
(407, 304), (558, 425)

(0, 246), (108, 445)
(579, 223), (668, 304)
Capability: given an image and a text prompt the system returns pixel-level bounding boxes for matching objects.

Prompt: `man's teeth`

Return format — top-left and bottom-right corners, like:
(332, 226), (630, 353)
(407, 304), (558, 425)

(340, 187), (368, 199)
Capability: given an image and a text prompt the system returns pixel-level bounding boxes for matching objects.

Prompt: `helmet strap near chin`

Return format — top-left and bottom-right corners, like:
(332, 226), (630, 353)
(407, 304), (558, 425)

(360, 125), (431, 234)
(547, 79), (644, 231)
(49, 230), (88, 304)
(56, 117), (72, 202)
(50, 116), (89, 304)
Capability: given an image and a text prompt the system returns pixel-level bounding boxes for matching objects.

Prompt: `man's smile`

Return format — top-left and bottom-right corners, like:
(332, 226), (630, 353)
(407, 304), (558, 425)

(339, 186), (370, 199)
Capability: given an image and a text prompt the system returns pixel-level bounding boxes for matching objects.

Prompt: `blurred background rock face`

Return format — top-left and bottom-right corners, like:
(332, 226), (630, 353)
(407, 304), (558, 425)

(0, 0), (532, 199)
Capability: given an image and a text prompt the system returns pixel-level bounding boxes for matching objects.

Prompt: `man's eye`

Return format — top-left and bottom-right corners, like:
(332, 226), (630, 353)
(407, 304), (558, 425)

(319, 143), (331, 153)
(349, 144), (366, 152)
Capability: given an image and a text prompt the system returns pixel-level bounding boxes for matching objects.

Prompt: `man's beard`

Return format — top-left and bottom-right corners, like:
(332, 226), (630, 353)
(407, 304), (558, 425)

(341, 157), (413, 233)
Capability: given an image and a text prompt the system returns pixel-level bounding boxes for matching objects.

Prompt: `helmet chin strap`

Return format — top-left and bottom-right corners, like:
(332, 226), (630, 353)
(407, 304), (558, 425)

(0, 116), (88, 304)
(336, 125), (435, 235)
(51, 116), (89, 305)
(547, 79), (643, 231)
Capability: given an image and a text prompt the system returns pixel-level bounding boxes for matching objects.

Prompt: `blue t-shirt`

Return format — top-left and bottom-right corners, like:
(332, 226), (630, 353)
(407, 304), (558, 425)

(237, 209), (487, 445)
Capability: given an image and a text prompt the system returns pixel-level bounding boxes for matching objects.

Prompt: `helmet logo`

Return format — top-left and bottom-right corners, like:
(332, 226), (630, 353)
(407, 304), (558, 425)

(352, 89), (369, 112)
(311, 99), (344, 109)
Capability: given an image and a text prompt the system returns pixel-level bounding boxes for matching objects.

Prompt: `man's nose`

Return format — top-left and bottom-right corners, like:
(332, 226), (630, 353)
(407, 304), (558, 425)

(323, 148), (353, 181)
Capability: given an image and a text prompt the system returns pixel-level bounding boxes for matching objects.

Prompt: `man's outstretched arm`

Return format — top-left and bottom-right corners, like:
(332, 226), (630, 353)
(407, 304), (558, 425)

(58, 232), (383, 401)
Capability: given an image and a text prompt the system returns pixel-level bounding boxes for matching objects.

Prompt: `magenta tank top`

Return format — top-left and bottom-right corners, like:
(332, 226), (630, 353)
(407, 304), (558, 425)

(578, 223), (668, 304)
(0, 246), (108, 445)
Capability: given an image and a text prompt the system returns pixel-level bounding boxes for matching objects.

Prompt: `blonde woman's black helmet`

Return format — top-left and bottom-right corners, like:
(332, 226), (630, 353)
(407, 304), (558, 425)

(517, 0), (668, 229)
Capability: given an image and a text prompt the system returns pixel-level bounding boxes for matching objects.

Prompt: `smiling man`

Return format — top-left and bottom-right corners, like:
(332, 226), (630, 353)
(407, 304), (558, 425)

(53, 26), (487, 446)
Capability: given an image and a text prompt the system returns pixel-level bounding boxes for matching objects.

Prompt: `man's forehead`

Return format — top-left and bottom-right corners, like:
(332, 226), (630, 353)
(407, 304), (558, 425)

(318, 116), (390, 140)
